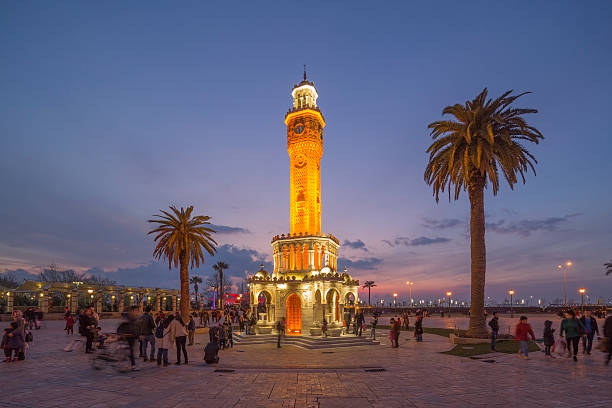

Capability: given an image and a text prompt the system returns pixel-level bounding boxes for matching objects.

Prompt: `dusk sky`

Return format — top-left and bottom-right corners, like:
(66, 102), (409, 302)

(1, 1), (611, 304)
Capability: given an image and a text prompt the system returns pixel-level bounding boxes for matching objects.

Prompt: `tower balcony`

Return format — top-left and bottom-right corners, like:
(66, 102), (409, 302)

(270, 233), (340, 274)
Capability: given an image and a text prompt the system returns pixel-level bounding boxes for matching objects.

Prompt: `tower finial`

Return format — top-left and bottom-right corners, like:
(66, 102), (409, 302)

(303, 64), (307, 81)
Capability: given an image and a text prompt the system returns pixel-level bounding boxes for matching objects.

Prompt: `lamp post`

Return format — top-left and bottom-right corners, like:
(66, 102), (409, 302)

(508, 290), (515, 317)
(446, 291), (452, 316)
(393, 293), (398, 310)
(557, 261), (572, 306)
(405, 281), (414, 308)
(579, 288), (586, 311)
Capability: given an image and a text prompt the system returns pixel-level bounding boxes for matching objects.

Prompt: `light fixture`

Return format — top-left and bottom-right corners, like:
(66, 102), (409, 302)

(87, 289), (94, 294)
(579, 288), (586, 294)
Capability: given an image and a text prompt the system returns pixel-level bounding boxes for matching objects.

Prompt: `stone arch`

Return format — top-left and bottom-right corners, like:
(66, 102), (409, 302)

(256, 290), (274, 323)
(344, 291), (356, 306)
(325, 288), (341, 323)
(286, 292), (302, 334)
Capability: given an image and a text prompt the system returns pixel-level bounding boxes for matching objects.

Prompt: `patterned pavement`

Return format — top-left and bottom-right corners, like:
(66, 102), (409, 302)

(0, 318), (610, 408)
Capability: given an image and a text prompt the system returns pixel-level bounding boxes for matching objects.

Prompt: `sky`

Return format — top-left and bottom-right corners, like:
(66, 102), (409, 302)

(1, 1), (611, 304)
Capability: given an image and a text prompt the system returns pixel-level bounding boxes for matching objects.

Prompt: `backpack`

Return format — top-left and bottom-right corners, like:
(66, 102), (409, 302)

(155, 323), (165, 339)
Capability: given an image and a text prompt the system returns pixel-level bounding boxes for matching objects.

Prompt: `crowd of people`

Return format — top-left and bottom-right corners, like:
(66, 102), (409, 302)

(487, 309), (612, 364)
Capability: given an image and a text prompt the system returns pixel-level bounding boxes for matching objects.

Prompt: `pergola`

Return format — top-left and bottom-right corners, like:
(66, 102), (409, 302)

(0, 280), (180, 315)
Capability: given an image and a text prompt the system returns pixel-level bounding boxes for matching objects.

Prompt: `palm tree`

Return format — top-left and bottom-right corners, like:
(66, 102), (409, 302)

(190, 275), (203, 309)
(362, 281), (376, 306)
(424, 88), (543, 337)
(148, 205), (217, 319)
(605, 261), (612, 275)
(213, 261), (229, 309)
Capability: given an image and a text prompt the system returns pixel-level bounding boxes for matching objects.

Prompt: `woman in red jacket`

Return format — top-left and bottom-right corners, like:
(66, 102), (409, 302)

(515, 316), (536, 359)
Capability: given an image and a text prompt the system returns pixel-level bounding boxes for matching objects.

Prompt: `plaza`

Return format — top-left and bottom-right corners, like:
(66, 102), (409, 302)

(1, 317), (610, 408)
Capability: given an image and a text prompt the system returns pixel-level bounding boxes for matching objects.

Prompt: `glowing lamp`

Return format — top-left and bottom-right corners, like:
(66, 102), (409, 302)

(446, 291), (452, 297)
(87, 289), (94, 294)
(566, 261), (573, 267)
(579, 288), (586, 294)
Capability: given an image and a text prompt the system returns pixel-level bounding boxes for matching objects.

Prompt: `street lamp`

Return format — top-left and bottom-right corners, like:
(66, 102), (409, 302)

(558, 261), (573, 306)
(406, 281), (414, 308)
(446, 291), (452, 315)
(393, 293), (398, 308)
(579, 288), (586, 311)
(508, 290), (515, 317)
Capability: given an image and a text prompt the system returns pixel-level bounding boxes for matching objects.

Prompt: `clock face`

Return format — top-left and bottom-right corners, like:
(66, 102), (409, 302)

(294, 124), (304, 135)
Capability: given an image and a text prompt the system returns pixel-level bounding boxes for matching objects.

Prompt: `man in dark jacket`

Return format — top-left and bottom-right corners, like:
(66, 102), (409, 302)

(117, 307), (141, 370)
(139, 307), (156, 361)
(488, 312), (500, 351)
(79, 308), (96, 353)
(579, 311), (599, 355)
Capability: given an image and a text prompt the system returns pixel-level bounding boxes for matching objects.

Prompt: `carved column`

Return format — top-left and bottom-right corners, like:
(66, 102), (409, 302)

(156, 293), (161, 312)
(40, 288), (49, 313)
(95, 291), (103, 313)
(171, 295), (177, 312)
(118, 292), (125, 313)
(6, 291), (13, 313)
(70, 290), (78, 313)
(308, 248), (314, 270)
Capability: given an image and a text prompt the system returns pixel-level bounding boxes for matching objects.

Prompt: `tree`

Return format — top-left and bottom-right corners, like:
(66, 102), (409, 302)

(190, 275), (203, 309)
(362, 281), (376, 306)
(606, 261), (612, 276)
(212, 261), (229, 308)
(424, 88), (543, 337)
(0, 272), (20, 289)
(148, 205), (217, 319)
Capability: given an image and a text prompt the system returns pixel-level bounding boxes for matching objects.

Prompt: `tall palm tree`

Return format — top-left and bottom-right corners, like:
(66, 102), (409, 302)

(362, 281), (376, 306)
(148, 206), (217, 319)
(190, 275), (203, 309)
(424, 88), (543, 337)
(213, 261), (229, 309)
(605, 261), (612, 275)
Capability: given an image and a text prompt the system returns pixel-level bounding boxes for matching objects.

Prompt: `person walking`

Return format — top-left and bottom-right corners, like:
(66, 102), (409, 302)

(276, 318), (285, 348)
(344, 311), (352, 335)
(322, 318), (328, 338)
(414, 316), (424, 342)
(139, 307), (156, 362)
(169, 313), (188, 365)
(560, 310), (586, 362)
(488, 312), (500, 351)
(370, 314), (378, 340)
(116, 307), (142, 371)
(79, 308), (96, 354)
(355, 312), (364, 337)
(514, 316), (536, 360)
(579, 310), (599, 355)
(392, 318), (401, 348)
(543, 320), (555, 359)
(187, 315), (196, 346)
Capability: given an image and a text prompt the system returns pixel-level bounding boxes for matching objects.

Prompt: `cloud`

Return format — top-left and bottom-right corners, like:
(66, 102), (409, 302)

(338, 257), (383, 270)
(342, 239), (368, 252)
(382, 236), (451, 247)
(209, 224), (250, 234)
(486, 213), (581, 237)
(422, 218), (462, 230)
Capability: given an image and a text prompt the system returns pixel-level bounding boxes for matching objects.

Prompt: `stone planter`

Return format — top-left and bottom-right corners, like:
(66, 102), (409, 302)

(256, 326), (273, 335)
(327, 328), (343, 337)
(309, 327), (322, 336)
(449, 333), (490, 345)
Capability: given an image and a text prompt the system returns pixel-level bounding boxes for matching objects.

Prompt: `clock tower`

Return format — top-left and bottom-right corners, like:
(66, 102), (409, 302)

(284, 68), (326, 235)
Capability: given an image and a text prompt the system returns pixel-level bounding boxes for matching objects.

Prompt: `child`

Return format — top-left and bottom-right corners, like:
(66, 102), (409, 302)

(414, 316), (424, 342)
(514, 316), (536, 359)
(65, 314), (75, 335)
(543, 320), (555, 358)
(95, 327), (106, 348)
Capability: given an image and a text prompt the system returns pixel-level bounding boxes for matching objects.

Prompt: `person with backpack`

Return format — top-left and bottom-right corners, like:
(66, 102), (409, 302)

(139, 307), (156, 362)
(156, 315), (172, 367)
(543, 320), (555, 359)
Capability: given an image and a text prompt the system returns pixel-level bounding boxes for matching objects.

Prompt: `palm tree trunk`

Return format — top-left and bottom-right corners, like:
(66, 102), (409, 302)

(368, 288), (371, 306)
(179, 252), (190, 320)
(466, 179), (488, 338)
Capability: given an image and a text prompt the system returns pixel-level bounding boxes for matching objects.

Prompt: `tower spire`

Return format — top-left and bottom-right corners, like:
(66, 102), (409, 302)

(303, 64), (307, 81)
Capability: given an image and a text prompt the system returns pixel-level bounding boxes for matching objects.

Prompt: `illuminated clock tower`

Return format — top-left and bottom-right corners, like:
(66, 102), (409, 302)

(284, 69), (325, 235)
(248, 69), (359, 337)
